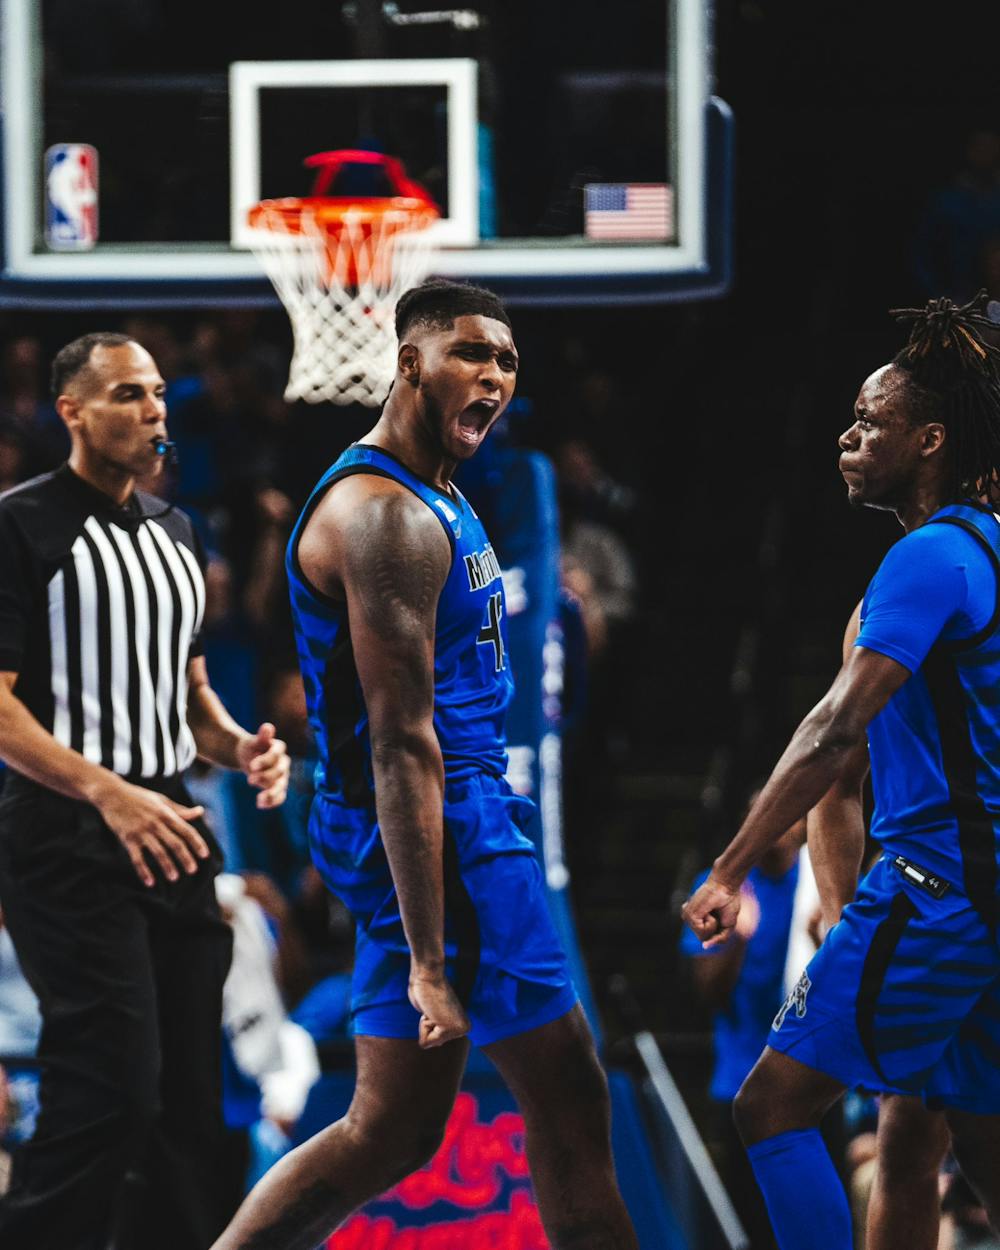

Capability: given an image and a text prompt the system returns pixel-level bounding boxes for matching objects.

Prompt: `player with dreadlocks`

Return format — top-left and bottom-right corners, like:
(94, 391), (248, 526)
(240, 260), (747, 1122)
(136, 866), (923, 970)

(892, 292), (1000, 501)
(683, 292), (1000, 1250)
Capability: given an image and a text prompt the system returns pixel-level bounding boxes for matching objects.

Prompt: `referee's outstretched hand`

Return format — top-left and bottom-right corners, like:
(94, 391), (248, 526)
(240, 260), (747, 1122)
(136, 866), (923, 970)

(94, 779), (210, 888)
(409, 969), (470, 1049)
(236, 722), (290, 810)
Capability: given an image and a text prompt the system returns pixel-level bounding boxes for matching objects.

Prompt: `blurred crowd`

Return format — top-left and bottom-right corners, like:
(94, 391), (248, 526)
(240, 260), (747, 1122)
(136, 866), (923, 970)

(912, 128), (1000, 310)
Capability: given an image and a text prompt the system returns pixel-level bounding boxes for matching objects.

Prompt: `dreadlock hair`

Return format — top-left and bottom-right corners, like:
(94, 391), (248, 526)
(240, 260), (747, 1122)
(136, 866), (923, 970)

(394, 279), (511, 341)
(889, 291), (1000, 503)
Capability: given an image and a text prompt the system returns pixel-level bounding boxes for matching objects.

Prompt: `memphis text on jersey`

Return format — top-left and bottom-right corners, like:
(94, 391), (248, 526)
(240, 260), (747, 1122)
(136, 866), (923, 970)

(464, 544), (502, 593)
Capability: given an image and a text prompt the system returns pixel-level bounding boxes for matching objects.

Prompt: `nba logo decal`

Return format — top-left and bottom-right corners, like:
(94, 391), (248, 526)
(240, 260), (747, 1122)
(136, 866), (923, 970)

(45, 144), (99, 250)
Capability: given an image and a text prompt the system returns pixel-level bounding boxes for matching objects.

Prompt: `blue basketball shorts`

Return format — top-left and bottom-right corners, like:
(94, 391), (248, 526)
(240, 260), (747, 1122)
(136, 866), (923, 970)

(309, 777), (578, 1047)
(768, 854), (1000, 1112)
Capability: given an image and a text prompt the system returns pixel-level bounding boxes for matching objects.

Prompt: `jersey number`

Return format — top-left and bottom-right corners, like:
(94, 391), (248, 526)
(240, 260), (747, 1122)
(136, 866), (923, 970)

(477, 591), (506, 672)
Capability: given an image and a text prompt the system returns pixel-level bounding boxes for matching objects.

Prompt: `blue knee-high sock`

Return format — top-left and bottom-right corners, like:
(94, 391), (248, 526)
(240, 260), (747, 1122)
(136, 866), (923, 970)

(746, 1128), (853, 1250)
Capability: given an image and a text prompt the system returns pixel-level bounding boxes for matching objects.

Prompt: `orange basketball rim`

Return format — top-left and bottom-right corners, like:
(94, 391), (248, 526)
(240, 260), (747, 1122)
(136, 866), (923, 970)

(247, 150), (440, 288)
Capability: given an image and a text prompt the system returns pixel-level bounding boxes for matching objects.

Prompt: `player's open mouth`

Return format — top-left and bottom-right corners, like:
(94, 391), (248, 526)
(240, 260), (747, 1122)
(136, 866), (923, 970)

(457, 399), (499, 443)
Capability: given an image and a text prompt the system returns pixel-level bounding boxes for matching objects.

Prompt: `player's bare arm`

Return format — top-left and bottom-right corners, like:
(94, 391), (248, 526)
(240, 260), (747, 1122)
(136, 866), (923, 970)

(682, 642), (909, 947)
(807, 601), (870, 931)
(186, 655), (290, 809)
(300, 475), (469, 1048)
(0, 670), (209, 886)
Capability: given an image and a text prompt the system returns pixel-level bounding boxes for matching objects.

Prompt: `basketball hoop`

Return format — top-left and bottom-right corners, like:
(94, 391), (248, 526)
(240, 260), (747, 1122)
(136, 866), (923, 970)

(247, 151), (441, 407)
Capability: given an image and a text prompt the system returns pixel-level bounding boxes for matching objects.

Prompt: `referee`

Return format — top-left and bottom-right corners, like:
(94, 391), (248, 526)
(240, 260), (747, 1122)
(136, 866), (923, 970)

(0, 332), (290, 1250)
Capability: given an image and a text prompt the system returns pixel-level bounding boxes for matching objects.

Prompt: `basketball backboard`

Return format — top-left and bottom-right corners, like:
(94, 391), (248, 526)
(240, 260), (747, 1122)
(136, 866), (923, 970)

(0, 0), (732, 307)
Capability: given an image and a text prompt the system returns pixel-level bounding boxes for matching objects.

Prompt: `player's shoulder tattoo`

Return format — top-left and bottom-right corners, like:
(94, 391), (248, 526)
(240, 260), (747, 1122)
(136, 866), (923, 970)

(342, 484), (450, 638)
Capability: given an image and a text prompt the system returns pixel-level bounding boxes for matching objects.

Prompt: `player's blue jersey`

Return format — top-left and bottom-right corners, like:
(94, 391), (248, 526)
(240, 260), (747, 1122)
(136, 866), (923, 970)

(286, 443), (515, 805)
(859, 501), (1000, 924)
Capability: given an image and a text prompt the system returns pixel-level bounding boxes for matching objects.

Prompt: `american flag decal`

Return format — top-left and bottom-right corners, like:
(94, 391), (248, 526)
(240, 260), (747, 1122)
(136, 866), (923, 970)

(584, 183), (674, 241)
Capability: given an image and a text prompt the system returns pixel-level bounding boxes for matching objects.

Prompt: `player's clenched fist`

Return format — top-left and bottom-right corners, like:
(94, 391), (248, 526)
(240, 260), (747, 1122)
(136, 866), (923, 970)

(681, 873), (743, 949)
(408, 968), (470, 1049)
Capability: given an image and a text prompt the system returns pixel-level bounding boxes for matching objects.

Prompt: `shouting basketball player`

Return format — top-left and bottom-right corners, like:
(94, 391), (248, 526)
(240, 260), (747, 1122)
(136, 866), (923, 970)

(211, 280), (638, 1250)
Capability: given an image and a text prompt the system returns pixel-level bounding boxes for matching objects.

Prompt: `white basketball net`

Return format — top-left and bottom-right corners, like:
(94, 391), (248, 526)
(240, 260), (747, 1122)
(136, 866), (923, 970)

(248, 203), (438, 407)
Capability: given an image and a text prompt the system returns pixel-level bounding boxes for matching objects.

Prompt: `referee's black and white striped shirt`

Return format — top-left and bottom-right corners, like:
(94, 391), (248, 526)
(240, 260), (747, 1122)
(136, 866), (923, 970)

(0, 464), (206, 780)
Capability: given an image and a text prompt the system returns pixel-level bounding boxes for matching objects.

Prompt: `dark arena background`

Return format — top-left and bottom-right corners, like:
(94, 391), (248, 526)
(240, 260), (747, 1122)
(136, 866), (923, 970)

(2, 2), (1000, 1247)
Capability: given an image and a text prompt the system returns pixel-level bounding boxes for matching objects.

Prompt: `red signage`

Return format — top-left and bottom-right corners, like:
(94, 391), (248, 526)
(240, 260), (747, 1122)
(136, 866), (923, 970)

(328, 1092), (550, 1249)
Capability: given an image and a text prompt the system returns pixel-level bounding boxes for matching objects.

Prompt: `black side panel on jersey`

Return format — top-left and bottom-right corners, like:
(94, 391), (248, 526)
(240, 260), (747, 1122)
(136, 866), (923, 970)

(927, 516), (1000, 651)
(441, 829), (482, 1008)
(320, 623), (372, 807)
(923, 646), (999, 928)
(855, 889), (919, 1083)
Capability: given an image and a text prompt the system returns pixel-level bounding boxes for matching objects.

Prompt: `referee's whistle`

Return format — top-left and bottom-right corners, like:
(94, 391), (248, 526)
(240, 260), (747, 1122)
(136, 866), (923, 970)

(151, 437), (178, 464)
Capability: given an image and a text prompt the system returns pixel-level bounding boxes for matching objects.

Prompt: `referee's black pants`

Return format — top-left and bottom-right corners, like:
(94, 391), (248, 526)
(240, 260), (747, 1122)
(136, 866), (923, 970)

(0, 773), (234, 1250)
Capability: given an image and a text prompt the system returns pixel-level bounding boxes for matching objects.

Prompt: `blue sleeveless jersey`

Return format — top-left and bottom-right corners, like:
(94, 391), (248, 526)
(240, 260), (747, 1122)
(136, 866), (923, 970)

(859, 501), (1000, 923)
(286, 444), (515, 804)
